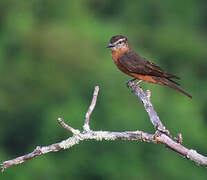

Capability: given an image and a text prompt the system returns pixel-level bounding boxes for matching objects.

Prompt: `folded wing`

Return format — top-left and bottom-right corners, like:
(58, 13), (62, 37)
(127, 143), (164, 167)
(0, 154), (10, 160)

(119, 50), (180, 80)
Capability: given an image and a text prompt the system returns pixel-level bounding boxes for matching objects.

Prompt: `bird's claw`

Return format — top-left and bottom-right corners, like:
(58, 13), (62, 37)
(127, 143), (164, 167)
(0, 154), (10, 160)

(135, 80), (143, 87)
(126, 78), (136, 87)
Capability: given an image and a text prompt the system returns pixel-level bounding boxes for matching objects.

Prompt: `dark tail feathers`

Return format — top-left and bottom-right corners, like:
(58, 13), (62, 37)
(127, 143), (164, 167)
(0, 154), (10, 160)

(164, 79), (192, 98)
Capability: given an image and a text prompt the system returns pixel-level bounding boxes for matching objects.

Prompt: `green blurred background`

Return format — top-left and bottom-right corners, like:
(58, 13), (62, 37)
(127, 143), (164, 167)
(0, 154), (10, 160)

(1, 0), (207, 179)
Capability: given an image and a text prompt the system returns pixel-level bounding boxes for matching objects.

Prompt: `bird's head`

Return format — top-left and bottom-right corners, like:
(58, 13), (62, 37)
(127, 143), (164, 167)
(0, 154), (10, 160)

(106, 35), (129, 51)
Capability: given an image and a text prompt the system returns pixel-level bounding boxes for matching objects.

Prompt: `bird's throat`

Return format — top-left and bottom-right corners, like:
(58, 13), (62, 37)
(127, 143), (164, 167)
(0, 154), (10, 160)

(111, 47), (129, 61)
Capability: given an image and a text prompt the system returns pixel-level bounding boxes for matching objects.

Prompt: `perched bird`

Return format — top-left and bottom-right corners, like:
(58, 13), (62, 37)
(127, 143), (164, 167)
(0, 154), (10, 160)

(107, 35), (192, 98)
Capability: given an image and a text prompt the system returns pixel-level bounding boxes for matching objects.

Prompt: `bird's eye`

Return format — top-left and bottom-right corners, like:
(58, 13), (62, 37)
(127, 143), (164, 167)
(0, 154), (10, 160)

(118, 41), (122, 44)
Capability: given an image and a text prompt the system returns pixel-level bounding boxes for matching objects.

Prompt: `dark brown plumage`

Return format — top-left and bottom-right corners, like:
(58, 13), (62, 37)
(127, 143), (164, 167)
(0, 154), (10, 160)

(107, 35), (192, 98)
(110, 35), (127, 44)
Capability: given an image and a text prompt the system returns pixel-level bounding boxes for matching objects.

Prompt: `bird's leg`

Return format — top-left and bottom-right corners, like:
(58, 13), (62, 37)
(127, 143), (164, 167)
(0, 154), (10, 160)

(135, 80), (143, 86)
(126, 78), (137, 87)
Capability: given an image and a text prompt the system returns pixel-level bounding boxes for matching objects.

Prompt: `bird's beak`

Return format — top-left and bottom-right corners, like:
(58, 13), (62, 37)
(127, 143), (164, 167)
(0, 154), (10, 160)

(106, 43), (114, 48)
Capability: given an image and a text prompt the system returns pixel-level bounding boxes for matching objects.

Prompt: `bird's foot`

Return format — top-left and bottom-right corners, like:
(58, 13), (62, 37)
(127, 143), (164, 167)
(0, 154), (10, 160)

(126, 78), (136, 88)
(135, 80), (143, 87)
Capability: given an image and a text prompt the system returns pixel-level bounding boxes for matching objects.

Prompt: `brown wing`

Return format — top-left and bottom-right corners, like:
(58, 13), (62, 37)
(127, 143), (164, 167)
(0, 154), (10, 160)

(119, 50), (180, 79)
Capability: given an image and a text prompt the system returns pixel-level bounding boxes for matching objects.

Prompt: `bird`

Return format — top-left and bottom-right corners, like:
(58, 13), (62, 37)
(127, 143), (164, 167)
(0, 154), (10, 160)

(106, 35), (192, 98)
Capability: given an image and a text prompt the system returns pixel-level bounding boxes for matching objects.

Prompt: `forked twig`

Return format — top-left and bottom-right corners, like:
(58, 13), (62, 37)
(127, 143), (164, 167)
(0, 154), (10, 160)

(1, 84), (207, 172)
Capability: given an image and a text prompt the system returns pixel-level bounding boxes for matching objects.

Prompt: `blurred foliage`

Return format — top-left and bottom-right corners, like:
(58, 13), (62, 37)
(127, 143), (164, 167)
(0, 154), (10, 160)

(0, 0), (207, 179)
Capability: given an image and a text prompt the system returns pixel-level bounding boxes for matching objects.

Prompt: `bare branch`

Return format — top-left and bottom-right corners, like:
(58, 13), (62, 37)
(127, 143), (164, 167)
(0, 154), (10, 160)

(127, 81), (207, 167)
(128, 80), (169, 134)
(1, 119), (154, 171)
(1, 84), (207, 171)
(83, 86), (99, 132)
(58, 118), (75, 132)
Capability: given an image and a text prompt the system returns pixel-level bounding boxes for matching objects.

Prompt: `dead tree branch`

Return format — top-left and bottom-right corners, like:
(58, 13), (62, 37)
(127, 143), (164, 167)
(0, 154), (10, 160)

(1, 84), (207, 171)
